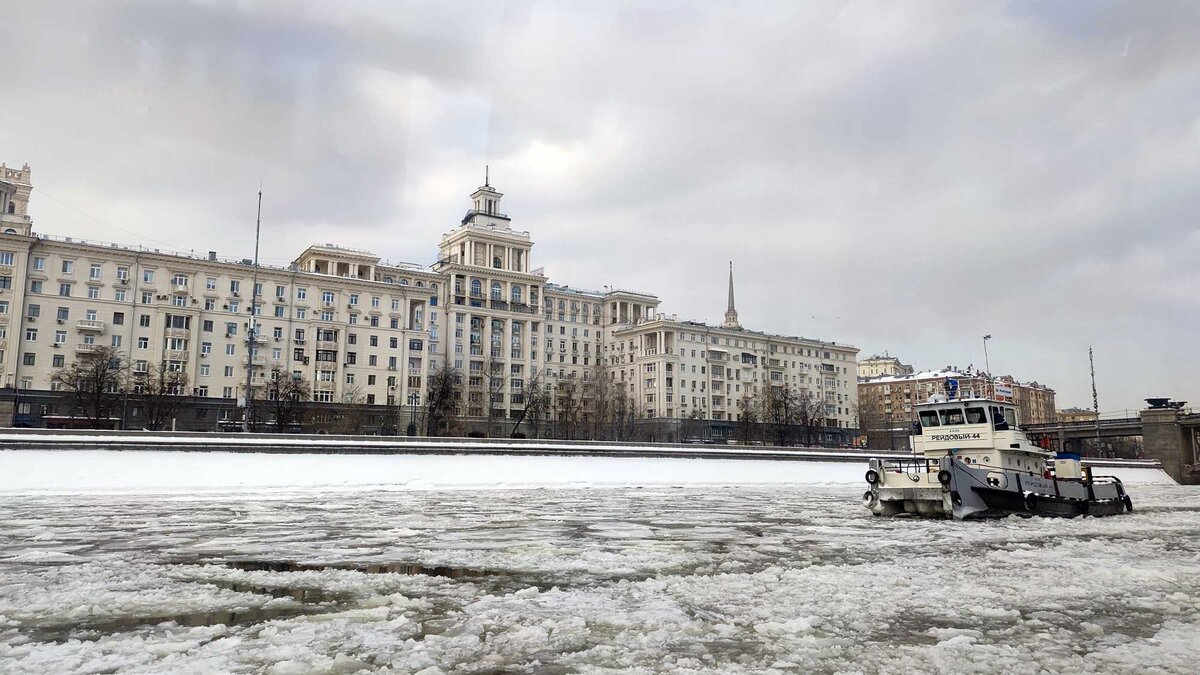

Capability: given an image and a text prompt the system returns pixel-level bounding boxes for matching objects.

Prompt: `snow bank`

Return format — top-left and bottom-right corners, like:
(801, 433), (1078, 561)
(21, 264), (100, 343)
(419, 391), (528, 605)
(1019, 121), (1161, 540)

(0, 450), (870, 494)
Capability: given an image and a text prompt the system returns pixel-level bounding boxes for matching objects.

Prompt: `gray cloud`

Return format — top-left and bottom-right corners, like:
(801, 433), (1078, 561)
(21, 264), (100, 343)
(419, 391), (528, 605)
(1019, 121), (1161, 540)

(3, 0), (1197, 411)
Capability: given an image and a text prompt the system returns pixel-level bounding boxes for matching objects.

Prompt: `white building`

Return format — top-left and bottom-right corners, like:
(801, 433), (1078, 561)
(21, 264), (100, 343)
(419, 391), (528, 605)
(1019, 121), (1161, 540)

(0, 165), (857, 438)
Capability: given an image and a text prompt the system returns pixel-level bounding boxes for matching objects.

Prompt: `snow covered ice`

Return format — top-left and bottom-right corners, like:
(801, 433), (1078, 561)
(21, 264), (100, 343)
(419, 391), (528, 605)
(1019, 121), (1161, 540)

(0, 453), (1197, 673)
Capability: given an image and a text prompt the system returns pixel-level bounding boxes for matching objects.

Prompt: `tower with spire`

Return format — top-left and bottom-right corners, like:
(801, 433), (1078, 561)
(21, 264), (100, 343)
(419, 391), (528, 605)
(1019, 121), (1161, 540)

(723, 261), (740, 329)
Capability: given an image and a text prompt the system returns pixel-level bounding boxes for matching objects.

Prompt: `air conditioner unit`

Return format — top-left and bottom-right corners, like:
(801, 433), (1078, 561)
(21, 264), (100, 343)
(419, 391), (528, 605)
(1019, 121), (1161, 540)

(274, 337), (281, 342)
(233, 291), (240, 297)
(52, 343), (60, 348)
(225, 333), (233, 338)
(118, 279), (127, 285)
(222, 305), (229, 310)
(156, 294), (168, 300)
(200, 353), (208, 358)
(25, 316), (35, 321)
(56, 319), (64, 324)
(303, 357), (311, 365)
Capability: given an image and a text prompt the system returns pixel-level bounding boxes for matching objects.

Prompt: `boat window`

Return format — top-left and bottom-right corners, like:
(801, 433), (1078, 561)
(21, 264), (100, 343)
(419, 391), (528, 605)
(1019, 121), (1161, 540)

(965, 407), (988, 424)
(1003, 407), (1017, 427)
(918, 410), (940, 428)
(939, 408), (965, 425)
(991, 406), (1009, 430)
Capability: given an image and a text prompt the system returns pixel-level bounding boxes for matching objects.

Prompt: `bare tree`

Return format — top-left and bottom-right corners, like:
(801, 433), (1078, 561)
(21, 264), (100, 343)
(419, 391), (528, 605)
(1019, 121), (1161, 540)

(51, 346), (128, 429)
(735, 392), (759, 444)
(680, 409), (707, 442)
(609, 384), (640, 442)
(264, 366), (312, 433)
(554, 375), (585, 439)
(509, 367), (550, 438)
(333, 383), (368, 435)
(760, 384), (801, 446)
(483, 354), (506, 437)
(795, 389), (826, 447)
(424, 364), (462, 436)
(133, 362), (189, 431)
(856, 385), (891, 450)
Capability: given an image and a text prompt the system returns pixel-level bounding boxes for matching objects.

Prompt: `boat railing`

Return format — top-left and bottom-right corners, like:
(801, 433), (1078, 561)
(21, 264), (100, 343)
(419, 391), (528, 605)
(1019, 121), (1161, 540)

(881, 456), (940, 475)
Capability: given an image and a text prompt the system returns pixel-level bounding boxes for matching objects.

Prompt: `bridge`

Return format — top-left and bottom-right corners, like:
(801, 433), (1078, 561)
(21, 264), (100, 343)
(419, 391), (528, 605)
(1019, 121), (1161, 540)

(1024, 403), (1200, 484)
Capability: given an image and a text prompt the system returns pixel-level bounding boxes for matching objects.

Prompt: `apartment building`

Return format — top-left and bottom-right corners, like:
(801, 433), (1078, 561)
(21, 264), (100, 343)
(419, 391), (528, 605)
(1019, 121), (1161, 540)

(858, 355), (914, 378)
(857, 367), (1058, 431)
(0, 163), (858, 437)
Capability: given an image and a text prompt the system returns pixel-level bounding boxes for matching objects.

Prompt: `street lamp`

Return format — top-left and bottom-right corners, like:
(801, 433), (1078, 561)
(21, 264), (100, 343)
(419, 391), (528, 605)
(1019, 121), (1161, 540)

(982, 334), (992, 376)
(243, 190), (262, 433)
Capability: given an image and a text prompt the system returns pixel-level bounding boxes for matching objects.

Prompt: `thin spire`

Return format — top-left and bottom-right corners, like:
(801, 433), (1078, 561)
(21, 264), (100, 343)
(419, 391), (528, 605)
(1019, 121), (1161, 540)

(727, 261), (735, 312)
(724, 261), (740, 328)
(485, 164), (489, 187)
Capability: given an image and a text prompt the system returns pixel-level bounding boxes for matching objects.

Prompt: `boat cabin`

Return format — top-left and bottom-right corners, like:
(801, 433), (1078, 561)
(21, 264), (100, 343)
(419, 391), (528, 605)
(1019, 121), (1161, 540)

(912, 397), (1049, 472)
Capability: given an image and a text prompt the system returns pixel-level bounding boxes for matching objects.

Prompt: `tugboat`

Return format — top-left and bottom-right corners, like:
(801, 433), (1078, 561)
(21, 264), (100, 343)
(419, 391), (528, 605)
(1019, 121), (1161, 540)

(862, 379), (1132, 519)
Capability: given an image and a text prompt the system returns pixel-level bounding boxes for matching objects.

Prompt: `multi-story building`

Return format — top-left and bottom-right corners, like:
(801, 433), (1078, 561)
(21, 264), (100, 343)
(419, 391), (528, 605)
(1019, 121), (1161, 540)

(0, 164), (858, 439)
(857, 367), (1057, 437)
(857, 355), (914, 378)
(1058, 407), (1098, 423)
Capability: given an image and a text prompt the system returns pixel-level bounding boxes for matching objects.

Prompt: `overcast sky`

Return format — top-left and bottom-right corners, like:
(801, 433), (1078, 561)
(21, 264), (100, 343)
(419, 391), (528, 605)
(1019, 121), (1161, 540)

(4, 1), (1198, 413)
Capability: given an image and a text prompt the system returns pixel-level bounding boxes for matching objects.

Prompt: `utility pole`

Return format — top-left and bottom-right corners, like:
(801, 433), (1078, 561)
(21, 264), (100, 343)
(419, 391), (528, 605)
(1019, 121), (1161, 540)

(1090, 346), (1100, 455)
(243, 190), (262, 432)
(981, 334), (992, 375)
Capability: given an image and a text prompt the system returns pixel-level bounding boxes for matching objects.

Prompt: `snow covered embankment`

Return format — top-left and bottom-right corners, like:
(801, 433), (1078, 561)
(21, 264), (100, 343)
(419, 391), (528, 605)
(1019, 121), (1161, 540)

(0, 449), (1173, 494)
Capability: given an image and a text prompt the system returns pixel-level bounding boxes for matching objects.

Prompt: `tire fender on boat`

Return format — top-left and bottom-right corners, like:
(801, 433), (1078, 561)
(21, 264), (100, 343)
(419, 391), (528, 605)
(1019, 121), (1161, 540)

(937, 469), (952, 486)
(1024, 493), (1038, 512)
(865, 469), (880, 485)
(1123, 495), (1133, 512)
(862, 491), (877, 508)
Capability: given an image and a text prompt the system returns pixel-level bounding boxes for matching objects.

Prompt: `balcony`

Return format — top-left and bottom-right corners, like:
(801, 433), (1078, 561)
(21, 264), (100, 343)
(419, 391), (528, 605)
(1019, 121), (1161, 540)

(171, 283), (189, 294)
(316, 340), (337, 350)
(75, 342), (99, 353)
(165, 327), (190, 339)
(315, 361), (338, 371)
(76, 319), (105, 332)
(165, 349), (189, 361)
(245, 356), (267, 367)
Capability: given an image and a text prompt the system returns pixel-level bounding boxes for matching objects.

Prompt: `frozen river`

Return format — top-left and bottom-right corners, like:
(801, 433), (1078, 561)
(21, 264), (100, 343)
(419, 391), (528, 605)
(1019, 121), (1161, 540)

(1, 481), (1198, 673)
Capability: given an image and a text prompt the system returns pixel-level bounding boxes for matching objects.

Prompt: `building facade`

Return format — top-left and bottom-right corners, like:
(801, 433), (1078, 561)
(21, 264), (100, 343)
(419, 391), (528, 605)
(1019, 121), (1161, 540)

(0, 165), (858, 439)
(857, 368), (1058, 440)
(1057, 407), (1098, 423)
(857, 355), (914, 378)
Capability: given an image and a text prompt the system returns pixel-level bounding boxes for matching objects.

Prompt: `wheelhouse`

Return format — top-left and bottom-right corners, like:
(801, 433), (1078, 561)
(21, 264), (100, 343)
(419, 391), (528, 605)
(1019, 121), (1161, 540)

(915, 401), (1019, 435)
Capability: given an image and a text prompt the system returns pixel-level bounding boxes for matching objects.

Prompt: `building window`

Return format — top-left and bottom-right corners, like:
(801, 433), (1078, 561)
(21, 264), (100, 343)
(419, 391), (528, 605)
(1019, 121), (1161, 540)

(143, 270), (154, 283)
(33, 257), (45, 271)
(58, 283), (72, 297)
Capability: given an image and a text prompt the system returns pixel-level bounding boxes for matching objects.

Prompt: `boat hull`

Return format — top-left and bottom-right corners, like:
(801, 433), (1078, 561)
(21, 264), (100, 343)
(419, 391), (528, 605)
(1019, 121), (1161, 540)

(864, 457), (1131, 520)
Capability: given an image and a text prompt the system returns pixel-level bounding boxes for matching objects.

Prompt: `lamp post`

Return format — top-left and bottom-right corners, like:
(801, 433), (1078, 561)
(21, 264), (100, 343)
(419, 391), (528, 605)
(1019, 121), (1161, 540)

(982, 334), (992, 376)
(243, 190), (262, 432)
